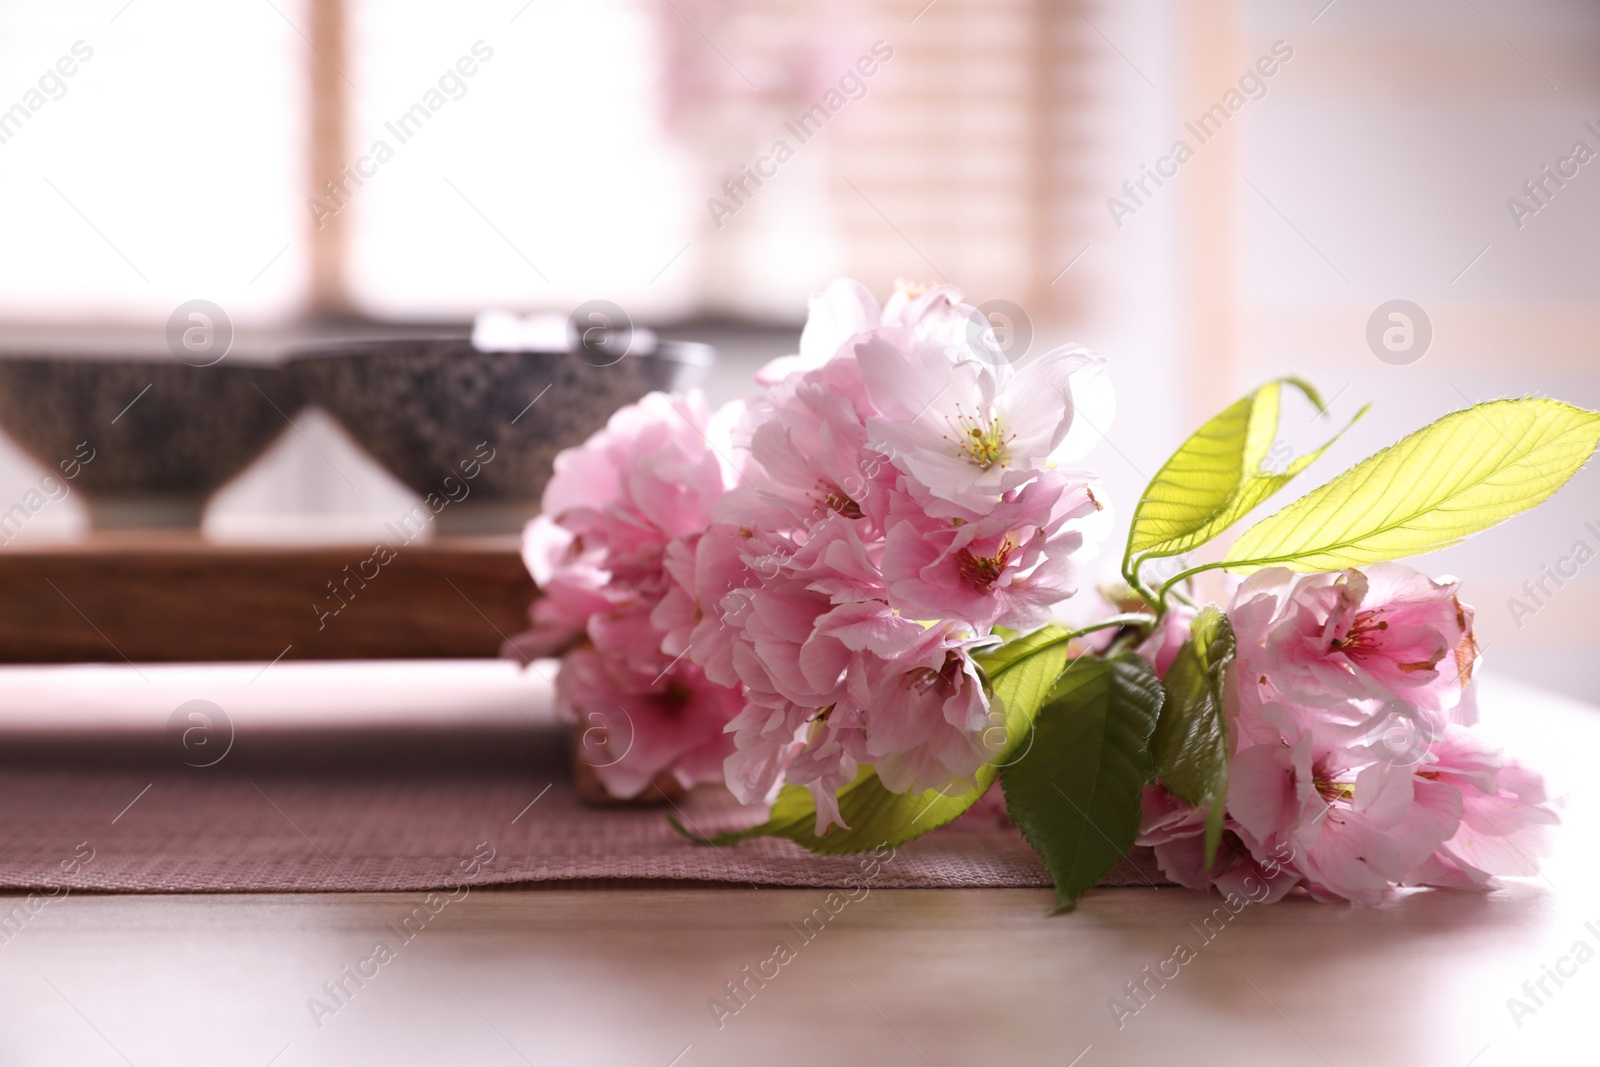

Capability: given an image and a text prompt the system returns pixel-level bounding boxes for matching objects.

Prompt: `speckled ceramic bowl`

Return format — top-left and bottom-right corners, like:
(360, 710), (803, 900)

(291, 336), (712, 533)
(0, 356), (301, 528)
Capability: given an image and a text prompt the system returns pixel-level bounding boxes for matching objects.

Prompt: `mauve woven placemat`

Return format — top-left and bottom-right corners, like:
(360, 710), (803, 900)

(0, 724), (1167, 893)
(0, 724), (1050, 893)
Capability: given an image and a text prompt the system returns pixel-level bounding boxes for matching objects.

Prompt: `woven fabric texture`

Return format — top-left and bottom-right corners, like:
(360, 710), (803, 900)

(0, 725), (1167, 893)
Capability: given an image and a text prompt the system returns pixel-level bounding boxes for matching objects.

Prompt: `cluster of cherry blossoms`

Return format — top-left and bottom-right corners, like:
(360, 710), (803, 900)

(1137, 564), (1557, 905)
(513, 277), (1589, 909)
(508, 390), (743, 799)
(516, 279), (1113, 828)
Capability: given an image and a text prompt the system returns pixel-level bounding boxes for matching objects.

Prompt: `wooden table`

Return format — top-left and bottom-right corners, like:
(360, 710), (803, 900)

(0, 534), (534, 662)
(0, 674), (1592, 1066)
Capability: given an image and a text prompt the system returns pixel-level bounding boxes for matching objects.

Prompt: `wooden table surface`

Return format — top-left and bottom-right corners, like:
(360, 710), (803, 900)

(0, 673), (1593, 1066)
(0, 534), (535, 663)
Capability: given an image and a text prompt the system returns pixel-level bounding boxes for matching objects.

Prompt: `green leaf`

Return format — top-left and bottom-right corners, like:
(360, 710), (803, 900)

(1224, 398), (1600, 572)
(1000, 654), (1165, 910)
(975, 623), (1072, 711)
(671, 764), (997, 855)
(1151, 606), (1236, 863)
(674, 625), (1075, 855)
(1124, 378), (1364, 577)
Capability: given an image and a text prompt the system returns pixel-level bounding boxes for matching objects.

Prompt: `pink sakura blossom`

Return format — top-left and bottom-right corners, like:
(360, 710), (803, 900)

(1135, 603), (1196, 679)
(1229, 564), (1479, 721)
(652, 518), (767, 691)
(860, 623), (997, 796)
(711, 550), (885, 816)
(719, 602), (996, 832)
(736, 281), (1002, 539)
(558, 645), (745, 798)
(755, 278), (975, 385)
(1224, 705), (1464, 905)
(707, 530), (959, 827)
(1141, 563), (1556, 904)
(736, 356), (893, 537)
(856, 328), (1114, 518)
(691, 462), (1002, 832)
(516, 391), (732, 666)
(881, 473), (1102, 633)
(1216, 709), (1557, 904)
(727, 572), (861, 714)
(1136, 786), (1299, 904)
(508, 516), (614, 662)
(540, 389), (731, 544)
(1402, 726), (1558, 887)
(508, 390), (742, 797)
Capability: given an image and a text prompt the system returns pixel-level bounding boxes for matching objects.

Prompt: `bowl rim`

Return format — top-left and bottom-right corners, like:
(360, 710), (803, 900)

(0, 351), (292, 369)
(283, 335), (714, 366)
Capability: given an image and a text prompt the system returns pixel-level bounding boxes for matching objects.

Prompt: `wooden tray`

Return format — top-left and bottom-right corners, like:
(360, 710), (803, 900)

(0, 534), (535, 663)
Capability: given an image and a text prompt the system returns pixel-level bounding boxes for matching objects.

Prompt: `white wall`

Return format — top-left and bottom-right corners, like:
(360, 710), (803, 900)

(1233, 0), (1600, 701)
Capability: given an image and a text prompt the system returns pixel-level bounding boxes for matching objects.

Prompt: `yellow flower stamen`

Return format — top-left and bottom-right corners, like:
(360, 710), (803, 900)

(941, 404), (1016, 471)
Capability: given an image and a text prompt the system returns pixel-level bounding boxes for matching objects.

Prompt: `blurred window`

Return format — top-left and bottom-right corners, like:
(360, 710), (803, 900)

(0, 0), (308, 323)
(0, 0), (1095, 324)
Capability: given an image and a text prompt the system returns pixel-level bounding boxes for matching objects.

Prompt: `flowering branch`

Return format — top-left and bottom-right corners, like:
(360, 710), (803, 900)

(513, 278), (1600, 911)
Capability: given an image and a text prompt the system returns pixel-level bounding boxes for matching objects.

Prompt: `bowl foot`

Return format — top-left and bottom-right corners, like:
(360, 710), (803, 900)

(86, 496), (207, 530)
(432, 499), (540, 536)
